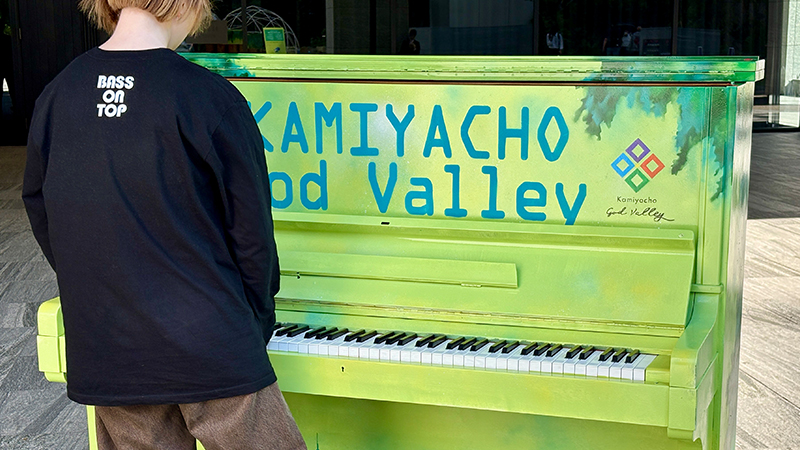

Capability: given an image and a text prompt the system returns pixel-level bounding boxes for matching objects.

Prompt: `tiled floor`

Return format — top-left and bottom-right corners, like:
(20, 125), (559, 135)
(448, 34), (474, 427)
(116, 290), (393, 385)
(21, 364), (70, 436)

(0, 131), (799, 449)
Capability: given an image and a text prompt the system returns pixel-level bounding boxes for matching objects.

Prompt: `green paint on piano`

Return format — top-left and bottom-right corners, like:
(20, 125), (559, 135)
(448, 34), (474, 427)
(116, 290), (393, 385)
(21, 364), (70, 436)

(37, 55), (761, 450)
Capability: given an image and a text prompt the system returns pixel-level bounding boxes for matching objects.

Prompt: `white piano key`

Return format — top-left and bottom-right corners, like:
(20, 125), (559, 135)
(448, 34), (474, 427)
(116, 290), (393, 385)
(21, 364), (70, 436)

(308, 338), (321, 355)
(285, 335), (306, 353)
(550, 348), (571, 374)
(528, 351), (546, 373)
(357, 337), (377, 359)
(368, 342), (381, 360)
(400, 339), (421, 363)
(597, 356), (615, 377)
(580, 351), (602, 377)
(379, 343), (393, 361)
(504, 347), (525, 372)
(574, 350), (602, 376)
(431, 343), (449, 365)
(609, 357), (627, 379)
(442, 347), (457, 366)
(633, 354), (657, 382)
(409, 344), (423, 363)
(473, 345), (492, 369)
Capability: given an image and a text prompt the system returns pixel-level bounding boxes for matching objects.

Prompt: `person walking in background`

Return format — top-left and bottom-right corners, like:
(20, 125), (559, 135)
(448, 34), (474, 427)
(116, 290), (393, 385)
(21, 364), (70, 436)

(546, 28), (564, 55)
(22, 0), (306, 448)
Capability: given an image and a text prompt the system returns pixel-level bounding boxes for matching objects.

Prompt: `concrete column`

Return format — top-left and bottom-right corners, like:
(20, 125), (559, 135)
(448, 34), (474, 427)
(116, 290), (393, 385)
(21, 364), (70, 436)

(765, 0), (789, 99)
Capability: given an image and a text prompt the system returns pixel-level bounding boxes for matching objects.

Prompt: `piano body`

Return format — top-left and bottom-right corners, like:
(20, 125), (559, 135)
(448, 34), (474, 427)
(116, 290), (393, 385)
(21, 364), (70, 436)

(37, 55), (763, 449)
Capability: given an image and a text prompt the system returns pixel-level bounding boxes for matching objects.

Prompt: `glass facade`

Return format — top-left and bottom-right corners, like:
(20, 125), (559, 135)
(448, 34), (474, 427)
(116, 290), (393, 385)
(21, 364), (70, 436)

(190, 0), (797, 131)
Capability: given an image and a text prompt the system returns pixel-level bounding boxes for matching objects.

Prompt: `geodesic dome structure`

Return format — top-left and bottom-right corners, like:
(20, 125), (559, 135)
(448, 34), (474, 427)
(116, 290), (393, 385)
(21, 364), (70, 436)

(224, 6), (299, 53)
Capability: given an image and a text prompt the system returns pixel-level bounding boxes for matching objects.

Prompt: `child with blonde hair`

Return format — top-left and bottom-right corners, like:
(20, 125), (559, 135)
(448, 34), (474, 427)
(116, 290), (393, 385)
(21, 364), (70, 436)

(23, 1), (305, 448)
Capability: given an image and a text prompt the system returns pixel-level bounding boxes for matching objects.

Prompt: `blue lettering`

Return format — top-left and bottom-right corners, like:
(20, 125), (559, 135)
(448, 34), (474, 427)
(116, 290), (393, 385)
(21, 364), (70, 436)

(300, 160), (328, 210)
(386, 104), (415, 157)
(538, 107), (570, 162)
(250, 101), (273, 152)
(481, 166), (505, 219)
(281, 102), (309, 153)
(315, 102), (343, 154)
(405, 178), (434, 216)
(368, 162), (397, 214)
(269, 172), (292, 209)
(498, 106), (529, 160)
(461, 105), (491, 160)
(444, 165), (468, 218)
(516, 182), (547, 222)
(556, 183), (586, 225)
(350, 103), (379, 156)
(423, 105), (452, 158)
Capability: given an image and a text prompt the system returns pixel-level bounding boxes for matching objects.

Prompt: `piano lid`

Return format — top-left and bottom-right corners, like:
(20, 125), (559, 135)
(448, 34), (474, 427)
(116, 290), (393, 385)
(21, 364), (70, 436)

(182, 53), (765, 83)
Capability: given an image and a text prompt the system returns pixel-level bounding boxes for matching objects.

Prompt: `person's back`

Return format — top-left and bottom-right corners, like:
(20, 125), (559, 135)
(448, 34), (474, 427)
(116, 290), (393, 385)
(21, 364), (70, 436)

(28, 47), (278, 404)
(23, 1), (306, 448)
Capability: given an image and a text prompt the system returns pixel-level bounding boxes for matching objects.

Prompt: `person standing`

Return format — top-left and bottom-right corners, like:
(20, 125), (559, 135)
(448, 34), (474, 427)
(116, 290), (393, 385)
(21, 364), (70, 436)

(399, 28), (421, 55)
(22, 1), (306, 449)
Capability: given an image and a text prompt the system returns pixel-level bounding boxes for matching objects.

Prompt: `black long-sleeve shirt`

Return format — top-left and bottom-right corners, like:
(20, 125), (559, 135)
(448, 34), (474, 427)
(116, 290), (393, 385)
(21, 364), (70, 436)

(22, 47), (279, 406)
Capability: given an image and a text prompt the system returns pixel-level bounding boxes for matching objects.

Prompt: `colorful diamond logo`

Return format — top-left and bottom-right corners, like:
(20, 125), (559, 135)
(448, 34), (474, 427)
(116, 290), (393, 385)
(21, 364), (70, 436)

(625, 169), (650, 192)
(613, 139), (663, 192)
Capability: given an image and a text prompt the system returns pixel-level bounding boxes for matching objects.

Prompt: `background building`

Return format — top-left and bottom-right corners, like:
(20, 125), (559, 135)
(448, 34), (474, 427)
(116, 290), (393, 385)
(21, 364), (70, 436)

(2, 0), (800, 145)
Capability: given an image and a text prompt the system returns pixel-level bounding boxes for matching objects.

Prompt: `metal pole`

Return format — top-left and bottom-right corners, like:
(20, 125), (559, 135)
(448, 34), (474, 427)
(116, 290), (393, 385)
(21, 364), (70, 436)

(369, 0), (377, 54)
(532, 0), (540, 55)
(240, 0), (248, 52)
(671, 0), (679, 56)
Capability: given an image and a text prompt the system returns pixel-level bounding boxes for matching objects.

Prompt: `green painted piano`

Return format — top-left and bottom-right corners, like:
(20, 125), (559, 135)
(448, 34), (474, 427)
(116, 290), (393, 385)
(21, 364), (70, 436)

(37, 55), (763, 450)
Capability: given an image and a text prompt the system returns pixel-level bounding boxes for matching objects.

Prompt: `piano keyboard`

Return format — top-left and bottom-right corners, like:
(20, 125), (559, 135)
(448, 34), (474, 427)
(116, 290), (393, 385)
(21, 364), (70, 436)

(267, 324), (657, 382)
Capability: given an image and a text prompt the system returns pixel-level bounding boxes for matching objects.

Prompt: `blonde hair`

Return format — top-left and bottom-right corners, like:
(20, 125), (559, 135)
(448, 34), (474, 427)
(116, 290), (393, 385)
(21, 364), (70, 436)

(79, 0), (212, 35)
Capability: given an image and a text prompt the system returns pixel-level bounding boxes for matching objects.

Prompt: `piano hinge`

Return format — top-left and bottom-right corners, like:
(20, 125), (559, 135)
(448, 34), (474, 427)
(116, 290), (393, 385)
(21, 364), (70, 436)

(460, 283), (482, 288)
(690, 283), (723, 294)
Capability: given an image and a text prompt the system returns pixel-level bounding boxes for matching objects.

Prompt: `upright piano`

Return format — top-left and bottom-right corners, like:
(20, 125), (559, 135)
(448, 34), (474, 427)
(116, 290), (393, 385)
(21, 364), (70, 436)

(38, 55), (763, 450)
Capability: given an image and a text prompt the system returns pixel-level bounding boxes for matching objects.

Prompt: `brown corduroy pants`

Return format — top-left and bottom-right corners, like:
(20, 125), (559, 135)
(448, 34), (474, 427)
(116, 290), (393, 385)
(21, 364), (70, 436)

(94, 382), (307, 450)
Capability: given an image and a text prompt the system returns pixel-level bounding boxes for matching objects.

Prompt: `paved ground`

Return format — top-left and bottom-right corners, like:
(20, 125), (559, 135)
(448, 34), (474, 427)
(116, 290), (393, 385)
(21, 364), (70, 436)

(0, 131), (799, 449)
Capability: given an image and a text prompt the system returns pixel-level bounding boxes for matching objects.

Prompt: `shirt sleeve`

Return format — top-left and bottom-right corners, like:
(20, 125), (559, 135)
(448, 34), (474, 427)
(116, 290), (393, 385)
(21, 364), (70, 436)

(22, 119), (57, 271)
(205, 101), (280, 344)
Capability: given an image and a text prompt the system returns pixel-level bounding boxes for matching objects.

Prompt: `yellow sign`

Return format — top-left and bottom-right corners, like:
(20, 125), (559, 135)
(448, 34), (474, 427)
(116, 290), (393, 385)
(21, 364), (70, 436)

(263, 27), (286, 54)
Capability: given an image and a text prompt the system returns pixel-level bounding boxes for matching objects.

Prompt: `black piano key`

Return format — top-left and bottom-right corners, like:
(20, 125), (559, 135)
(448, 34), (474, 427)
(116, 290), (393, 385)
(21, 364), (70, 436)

(446, 337), (466, 350)
(415, 334), (436, 347)
(612, 348), (628, 363)
(275, 325), (299, 337)
(599, 348), (615, 362)
(579, 346), (596, 360)
(428, 335), (448, 348)
(315, 327), (339, 340)
(374, 331), (397, 345)
(471, 338), (490, 351)
(489, 340), (507, 353)
(533, 343), (552, 357)
(304, 326), (327, 339)
(385, 332), (407, 345)
(327, 328), (350, 340)
(271, 323), (284, 334)
(398, 333), (418, 345)
(356, 330), (378, 343)
(626, 349), (641, 364)
(286, 325), (310, 338)
(458, 337), (478, 351)
(502, 341), (521, 354)
(344, 330), (366, 342)
(546, 345), (564, 357)
(565, 345), (583, 359)
(384, 332), (407, 345)
(521, 342), (539, 356)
